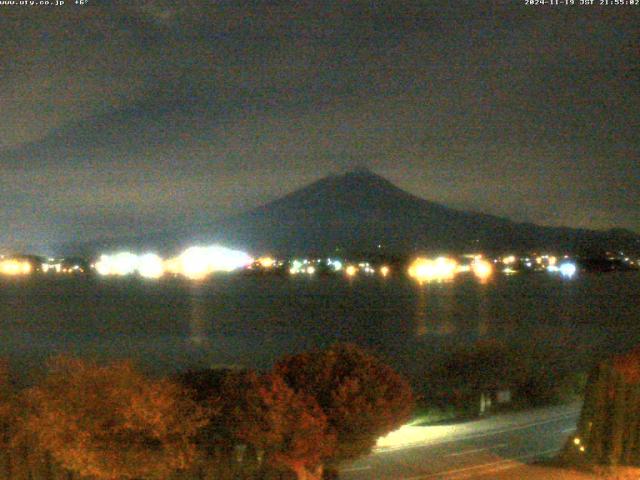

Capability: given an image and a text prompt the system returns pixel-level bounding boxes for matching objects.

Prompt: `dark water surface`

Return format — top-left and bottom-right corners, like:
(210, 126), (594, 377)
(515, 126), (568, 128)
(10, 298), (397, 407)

(1, 272), (639, 383)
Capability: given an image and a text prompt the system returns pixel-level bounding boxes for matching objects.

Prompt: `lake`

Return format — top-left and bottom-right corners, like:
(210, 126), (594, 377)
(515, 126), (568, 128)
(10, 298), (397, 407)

(1, 272), (639, 385)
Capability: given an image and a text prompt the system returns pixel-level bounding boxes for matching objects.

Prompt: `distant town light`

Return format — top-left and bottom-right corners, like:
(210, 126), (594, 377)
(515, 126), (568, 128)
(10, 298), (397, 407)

(471, 259), (493, 282)
(257, 256), (276, 268)
(559, 262), (577, 278)
(502, 255), (516, 265)
(96, 245), (251, 280)
(173, 246), (253, 280)
(138, 253), (165, 279)
(289, 260), (303, 275)
(408, 257), (457, 283)
(95, 252), (138, 276)
(380, 265), (390, 277)
(331, 260), (343, 271)
(0, 259), (31, 276)
(345, 265), (358, 277)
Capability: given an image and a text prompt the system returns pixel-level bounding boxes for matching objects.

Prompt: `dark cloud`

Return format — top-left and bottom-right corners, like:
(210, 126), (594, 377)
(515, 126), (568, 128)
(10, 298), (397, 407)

(0, 1), (638, 252)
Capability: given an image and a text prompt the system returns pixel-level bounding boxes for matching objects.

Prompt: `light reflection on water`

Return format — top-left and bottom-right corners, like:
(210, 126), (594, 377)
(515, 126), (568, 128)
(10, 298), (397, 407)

(0, 273), (638, 380)
(188, 283), (210, 348)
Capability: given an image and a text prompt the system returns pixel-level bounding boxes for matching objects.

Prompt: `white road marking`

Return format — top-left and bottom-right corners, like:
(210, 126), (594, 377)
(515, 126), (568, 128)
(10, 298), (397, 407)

(561, 427), (576, 433)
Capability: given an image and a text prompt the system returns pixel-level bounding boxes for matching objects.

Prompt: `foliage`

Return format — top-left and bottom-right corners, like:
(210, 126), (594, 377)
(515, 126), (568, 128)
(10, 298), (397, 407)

(181, 368), (334, 480)
(565, 347), (640, 467)
(0, 359), (13, 449)
(24, 356), (209, 480)
(274, 343), (414, 463)
(222, 371), (334, 478)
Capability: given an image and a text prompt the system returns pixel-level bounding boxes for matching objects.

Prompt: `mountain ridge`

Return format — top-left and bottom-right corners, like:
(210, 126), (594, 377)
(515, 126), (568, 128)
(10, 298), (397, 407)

(58, 169), (639, 257)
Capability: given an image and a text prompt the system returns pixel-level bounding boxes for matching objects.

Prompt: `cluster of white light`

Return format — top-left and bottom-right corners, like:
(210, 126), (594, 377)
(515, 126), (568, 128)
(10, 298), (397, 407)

(328, 259), (343, 271)
(559, 262), (577, 278)
(168, 246), (252, 279)
(95, 245), (253, 280)
(43, 263), (84, 274)
(546, 261), (577, 278)
(137, 253), (165, 279)
(95, 252), (139, 276)
(289, 259), (318, 276)
(359, 262), (376, 274)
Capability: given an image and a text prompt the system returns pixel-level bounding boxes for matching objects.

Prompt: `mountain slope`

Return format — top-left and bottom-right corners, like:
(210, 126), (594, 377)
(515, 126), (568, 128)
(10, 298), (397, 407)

(61, 169), (639, 257)
(196, 169), (639, 256)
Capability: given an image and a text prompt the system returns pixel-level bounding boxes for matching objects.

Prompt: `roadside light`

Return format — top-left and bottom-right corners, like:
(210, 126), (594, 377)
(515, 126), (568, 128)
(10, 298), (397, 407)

(573, 437), (581, 445)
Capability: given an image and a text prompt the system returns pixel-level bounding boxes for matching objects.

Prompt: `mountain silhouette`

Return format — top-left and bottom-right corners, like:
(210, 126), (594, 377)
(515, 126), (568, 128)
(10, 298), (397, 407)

(188, 169), (639, 257)
(61, 169), (639, 257)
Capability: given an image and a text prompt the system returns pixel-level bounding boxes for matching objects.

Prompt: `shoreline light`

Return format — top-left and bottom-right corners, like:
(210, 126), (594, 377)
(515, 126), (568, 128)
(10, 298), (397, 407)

(137, 253), (165, 279)
(257, 256), (276, 269)
(95, 245), (252, 280)
(408, 257), (458, 283)
(559, 262), (577, 278)
(471, 258), (493, 282)
(0, 259), (32, 276)
(170, 246), (253, 280)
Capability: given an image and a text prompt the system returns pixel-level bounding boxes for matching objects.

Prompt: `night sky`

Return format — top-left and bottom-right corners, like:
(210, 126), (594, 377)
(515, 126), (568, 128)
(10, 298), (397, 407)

(1, 1), (638, 254)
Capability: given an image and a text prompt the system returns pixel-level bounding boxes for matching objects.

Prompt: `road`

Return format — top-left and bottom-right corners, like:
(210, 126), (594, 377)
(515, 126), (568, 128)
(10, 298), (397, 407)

(339, 403), (595, 480)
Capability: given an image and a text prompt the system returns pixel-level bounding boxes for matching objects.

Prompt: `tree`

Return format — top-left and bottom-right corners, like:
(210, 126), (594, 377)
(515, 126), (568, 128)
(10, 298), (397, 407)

(0, 359), (17, 478)
(181, 368), (334, 480)
(0, 359), (13, 449)
(565, 346), (640, 466)
(24, 356), (209, 480)
(274, 343), (414, 465)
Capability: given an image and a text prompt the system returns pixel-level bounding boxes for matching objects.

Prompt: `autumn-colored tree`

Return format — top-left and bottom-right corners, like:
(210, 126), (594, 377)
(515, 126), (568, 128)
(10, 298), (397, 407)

(24, 356), (209, 480)
(0, 359), (13, 449)
(222, 371), (334, 480)
(274, 343), (414, 465)
(0, 359), (17, 479)
(181, 368), (334, 480)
